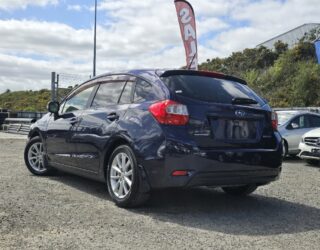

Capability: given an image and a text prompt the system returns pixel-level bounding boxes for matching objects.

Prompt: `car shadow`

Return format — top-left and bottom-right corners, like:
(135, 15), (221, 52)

(48, 171), (111, 201)
(137, 188), (320, 236)
(48, 174), (320, 236)
(282, 155), (301, 162)
(304, 162), (320, 169)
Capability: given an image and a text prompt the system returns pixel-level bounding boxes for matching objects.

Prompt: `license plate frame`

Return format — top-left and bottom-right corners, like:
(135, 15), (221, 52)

(213, 118), (258, 141)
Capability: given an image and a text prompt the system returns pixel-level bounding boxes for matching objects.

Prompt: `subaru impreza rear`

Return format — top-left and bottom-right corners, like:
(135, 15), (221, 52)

(142, 70), (282, 195)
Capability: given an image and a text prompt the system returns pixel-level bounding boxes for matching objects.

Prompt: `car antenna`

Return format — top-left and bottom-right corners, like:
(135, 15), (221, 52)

(187, 53), (197, 70)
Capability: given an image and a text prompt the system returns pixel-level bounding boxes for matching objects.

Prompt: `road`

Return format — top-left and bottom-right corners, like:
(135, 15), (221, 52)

(0, 138), (320, 249)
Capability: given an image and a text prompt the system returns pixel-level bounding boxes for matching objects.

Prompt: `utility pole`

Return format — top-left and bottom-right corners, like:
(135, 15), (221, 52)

(93, 0), (97, 77)
(51, 72), (56, 101)
(51, 72), (59, 101)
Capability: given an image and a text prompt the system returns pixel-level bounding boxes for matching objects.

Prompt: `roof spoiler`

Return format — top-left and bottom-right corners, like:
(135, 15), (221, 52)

(160, 70), (247, 85)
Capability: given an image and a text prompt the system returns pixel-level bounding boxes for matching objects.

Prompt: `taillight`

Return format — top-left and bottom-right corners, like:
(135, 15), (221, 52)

(172, 170), (189, 176)
(149, 100), (189, 125)
(271, 111), (278, 131)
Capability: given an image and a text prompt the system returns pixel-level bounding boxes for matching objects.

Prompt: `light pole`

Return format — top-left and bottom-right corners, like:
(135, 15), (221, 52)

(93, 0), (97, 77)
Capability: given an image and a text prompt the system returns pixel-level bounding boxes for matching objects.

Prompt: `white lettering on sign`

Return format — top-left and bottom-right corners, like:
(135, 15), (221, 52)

(180, 8), (192, 24)
(184, 24), (196, 40)
(175, 1), (198, 70)
(189, 40), (196, 57)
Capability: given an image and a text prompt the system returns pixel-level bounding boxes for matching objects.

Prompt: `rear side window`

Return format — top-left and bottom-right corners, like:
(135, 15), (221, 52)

(161, 75), (264, 105)
(134, 79), (157, 103)
(92, 81), (126, 107)
(119, 81), (134, 104)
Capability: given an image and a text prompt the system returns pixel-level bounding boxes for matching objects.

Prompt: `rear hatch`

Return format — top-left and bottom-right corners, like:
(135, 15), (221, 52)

(161, 71), (276, 149)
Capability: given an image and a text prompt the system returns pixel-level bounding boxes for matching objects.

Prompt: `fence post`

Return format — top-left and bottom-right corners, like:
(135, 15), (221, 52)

(51, 72), (56, 101)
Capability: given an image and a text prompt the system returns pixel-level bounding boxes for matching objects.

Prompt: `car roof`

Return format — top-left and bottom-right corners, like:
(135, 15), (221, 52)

(277, 110), (320, 114)
(85, 69), (247, 85)
(276, 110), (320, 117)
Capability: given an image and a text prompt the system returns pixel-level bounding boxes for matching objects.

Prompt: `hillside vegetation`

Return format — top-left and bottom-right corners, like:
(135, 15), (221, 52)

(0, 88), (71, 112)
(199, 30), (320, 107)
(1, 30), (320, 111)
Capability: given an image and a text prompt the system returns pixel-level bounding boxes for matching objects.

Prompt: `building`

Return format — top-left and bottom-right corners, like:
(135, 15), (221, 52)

(257, 23), (320, 49)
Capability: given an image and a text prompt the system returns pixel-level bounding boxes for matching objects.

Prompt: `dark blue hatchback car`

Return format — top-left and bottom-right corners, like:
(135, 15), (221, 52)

(24, 69), (282, 207)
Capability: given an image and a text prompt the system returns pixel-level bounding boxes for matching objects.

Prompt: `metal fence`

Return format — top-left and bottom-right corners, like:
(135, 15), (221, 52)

(0, 111), (10, 128)
(51, 72), (90, 101)
(16, 111), (46, 119)
(2, 118), (35, 135)
(0, 111), (46, 133)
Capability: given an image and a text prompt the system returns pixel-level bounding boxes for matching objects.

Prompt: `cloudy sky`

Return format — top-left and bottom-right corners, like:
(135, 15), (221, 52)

(0, 0), (319, 92)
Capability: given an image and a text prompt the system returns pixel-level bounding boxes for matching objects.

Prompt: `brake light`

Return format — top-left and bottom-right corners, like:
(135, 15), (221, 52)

(172, 170), (188, 176)
(149, 100), (189, 125)
(271, 111), (278, 131)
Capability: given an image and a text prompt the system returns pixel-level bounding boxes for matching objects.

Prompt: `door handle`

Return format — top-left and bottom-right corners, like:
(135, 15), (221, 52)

(69, 117), (80, 125)
(107, 113), (119, 121)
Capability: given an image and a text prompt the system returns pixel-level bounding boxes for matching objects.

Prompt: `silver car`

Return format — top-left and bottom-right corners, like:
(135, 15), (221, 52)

(277, 111), (320, 156)
(298, 128), (320, 165)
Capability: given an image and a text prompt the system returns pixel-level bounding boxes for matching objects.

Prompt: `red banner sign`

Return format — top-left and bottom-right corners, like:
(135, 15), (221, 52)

(174, 0), (198, 70)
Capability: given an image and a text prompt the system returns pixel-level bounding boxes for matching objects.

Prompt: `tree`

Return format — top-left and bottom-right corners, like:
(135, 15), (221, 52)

(199, 39), (320, 108)
(274, 40), (288, 55)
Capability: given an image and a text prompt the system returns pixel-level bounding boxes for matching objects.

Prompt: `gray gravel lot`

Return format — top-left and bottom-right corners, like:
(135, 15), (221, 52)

(0, 138), (320, 250)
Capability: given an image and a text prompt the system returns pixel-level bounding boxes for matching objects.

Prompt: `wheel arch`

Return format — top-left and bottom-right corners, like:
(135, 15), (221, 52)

(28, 128), (43, 141)
(102, 134), (152, 200)
(282, 138), (288, 156)
(101, 134), (134, 180)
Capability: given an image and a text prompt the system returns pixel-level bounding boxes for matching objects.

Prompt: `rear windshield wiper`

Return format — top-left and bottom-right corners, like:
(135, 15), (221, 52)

(232, 97), (258, 105)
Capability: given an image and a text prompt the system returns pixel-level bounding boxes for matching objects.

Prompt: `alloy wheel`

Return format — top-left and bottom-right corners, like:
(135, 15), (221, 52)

(109, 152), (134, 199)
(27, 142), (46, 173)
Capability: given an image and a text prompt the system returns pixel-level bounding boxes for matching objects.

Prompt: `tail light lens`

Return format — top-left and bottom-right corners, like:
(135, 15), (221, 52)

(149, 100), (189, 125)
(172, 170), (189, 176)
(271, 111), (278, 131)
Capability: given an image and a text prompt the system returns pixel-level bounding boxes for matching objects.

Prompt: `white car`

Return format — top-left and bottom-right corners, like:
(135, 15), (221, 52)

(298, 128), (320, 165)
(277, 111), (320, 156)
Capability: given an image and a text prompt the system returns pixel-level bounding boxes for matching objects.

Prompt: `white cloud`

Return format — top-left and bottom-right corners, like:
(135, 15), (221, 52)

(67, 5), (83, 12)
(0, 0), (319, 93)
(0, 20), (92, 60)
(0, 0), (58, 10)
(204, 0), (320, 56)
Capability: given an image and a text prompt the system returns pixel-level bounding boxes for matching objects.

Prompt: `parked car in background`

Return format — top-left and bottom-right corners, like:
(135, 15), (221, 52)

(277, 110), (320, 157)
(24, 69), (282, 207)
(299, 128), (320, 165)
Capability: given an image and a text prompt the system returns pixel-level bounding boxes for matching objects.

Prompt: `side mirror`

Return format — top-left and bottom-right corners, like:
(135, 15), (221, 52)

(47, 101), (60, 114)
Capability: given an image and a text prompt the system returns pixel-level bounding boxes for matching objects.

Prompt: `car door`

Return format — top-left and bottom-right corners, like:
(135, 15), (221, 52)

(74, 75), (135, 173)
(307, 114), (320, 129)
(46, 85), (96, 167)
(285, 114), (310, 152)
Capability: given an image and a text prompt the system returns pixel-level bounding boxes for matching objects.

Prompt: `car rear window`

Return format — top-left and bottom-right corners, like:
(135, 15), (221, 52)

(161, 75), (265, 105)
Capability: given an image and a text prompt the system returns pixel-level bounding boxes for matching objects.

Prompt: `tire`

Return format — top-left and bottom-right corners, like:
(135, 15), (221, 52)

(222, 185), (257, 196)
(282, 139), (288, 158)
(306, 159), (319, 166)
(106, 145), (150, 208)
(24, 136), (54, 176)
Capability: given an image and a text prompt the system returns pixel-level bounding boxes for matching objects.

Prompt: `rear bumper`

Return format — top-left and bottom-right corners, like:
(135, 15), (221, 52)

(186, 169), (280, 187)
(298, 142), (320, 160)
(142, 142), (282, 189)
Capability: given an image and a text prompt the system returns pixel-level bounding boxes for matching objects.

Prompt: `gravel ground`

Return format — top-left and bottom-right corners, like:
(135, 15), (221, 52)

(0, 138), (320, 250)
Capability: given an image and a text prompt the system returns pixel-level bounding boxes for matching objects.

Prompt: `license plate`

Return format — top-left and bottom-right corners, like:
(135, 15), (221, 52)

(214, 119), (258, 140)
